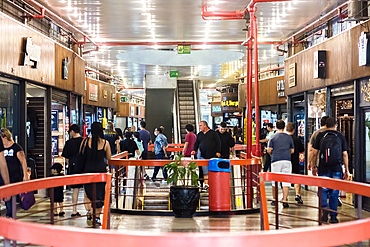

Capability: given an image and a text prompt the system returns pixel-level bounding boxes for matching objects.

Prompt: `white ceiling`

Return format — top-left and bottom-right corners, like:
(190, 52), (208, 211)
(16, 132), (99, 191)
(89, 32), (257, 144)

(36, 0), (345, 87)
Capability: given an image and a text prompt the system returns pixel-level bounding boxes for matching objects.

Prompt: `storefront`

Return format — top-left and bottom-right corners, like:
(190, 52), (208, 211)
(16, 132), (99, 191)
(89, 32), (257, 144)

(284, 19), (370, 206)
(115, 94), (145, 131)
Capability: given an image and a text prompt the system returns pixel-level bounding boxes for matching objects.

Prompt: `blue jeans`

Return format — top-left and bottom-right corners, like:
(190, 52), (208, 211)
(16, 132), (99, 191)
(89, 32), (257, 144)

(152, 151), (168, 180)
(319, 171), (342, 219)
(0, 174), (21, 218)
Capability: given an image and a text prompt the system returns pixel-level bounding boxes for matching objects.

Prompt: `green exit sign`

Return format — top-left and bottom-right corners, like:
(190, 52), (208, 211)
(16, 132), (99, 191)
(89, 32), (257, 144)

(170, 71), (179, 77)
(178, 45), (191, 54)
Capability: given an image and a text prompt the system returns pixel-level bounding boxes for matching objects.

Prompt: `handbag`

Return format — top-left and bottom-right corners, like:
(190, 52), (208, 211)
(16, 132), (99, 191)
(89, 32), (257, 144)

(20, 191), (35, 210)
(74, 138), (88, 174)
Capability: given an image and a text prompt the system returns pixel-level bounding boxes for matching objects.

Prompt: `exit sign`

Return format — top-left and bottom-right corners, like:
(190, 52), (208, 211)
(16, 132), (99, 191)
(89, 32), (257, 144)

(170, 71), (179, 77)
(178, 45), (191, 54)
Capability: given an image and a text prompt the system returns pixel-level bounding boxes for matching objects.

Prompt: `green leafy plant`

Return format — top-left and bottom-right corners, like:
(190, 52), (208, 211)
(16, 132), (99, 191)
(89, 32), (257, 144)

(164, 154), (199, 187)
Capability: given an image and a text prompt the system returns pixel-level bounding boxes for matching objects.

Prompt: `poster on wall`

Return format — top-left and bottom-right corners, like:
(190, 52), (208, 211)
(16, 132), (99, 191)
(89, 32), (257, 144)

(51, 110), (58, 131)
(85, 116), (91, 129)
(108, 109), (112, 120)
(89, 84), (98, 101)
(131, 106), (135, 116)
(133, 118), (138, 129)
(52, 136), (59, 156)
(289, 63), (296, 87)
(128, 117), (133, 127)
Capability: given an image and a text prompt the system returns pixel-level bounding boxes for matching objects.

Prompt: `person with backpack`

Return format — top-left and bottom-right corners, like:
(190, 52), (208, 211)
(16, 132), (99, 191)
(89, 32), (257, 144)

(311, 117), (349, 224)
(61, 124), (84, 217)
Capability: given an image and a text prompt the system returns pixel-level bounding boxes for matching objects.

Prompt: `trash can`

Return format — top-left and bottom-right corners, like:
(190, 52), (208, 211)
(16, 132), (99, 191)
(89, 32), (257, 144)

(208, 158), (231, 211)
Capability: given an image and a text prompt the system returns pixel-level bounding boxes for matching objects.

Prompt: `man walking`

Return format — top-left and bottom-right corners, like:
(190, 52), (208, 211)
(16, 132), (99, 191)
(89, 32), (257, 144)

(216, 122), (235, 159)
(192, 121), (221, 190)
(138, 122), (151, 160)
(286, 122), (305, 204)
(308, 116), (328, 175)
(267, 120), (294, 208)
(311, 117), (349, 223)
(62, 124), (84, 217)
(260, 123), (276, 172)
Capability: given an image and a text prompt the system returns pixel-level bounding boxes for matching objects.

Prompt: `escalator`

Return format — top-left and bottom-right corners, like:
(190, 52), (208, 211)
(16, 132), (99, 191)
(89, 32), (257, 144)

(177, 80), (199, 143)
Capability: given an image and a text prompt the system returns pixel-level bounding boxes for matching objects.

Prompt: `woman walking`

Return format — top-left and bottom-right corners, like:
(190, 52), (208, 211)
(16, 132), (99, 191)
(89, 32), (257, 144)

(0, 129), (29, 218)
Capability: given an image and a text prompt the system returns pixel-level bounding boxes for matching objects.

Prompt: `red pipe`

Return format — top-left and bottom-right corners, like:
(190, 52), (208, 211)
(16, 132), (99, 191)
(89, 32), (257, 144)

(201, 5), (245, 20)
(96, 41), (244, 46)
(246, 28), (253, 159)
(32, 7), (44, 18)
(27, 0), (98, 48)
(251, 8), (260, 154)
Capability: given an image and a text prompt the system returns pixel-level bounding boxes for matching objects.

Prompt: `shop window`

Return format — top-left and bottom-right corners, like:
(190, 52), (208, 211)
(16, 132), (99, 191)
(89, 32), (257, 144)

(307, 89), (327, 139)
(0, 81), (19, 141)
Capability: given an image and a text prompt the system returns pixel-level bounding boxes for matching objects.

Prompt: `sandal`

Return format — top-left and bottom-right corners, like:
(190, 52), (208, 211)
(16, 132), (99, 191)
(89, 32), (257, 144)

(71, 212), (81, 217)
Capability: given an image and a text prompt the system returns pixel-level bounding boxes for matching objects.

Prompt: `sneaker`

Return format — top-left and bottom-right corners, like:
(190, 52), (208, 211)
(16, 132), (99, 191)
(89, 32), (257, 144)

(144, 174), (150, 180)
(71, 212), (81, 217)
(96, 217), (102, 226)
(283, 202), (289, 208)
(321, 210), (329, 222)
(330, 218), (339, 224)
(202, 184), (209, 192)
(338, 198), (343, 207)
(295, 194), (303, 204)
(86, 210), (93, 226)
(58, 212), (65, 217)
(271, 201), (275, 206)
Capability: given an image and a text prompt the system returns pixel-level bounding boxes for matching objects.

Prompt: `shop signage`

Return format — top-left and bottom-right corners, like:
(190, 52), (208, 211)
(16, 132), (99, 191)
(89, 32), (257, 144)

(170, 71), (179, 77)
(359, 32), (370, 66)
(314, 51), (326, 79)
(62, 57), (71, 80)
(288, 63), (296, 87)
(212, 105), (221, 113)
(221, 100), (239, 107)
(278, 92), (285, 97)
(111, 93), (116, 101)
(103, 90), (108, 99)
(277, 79), (285, 97)
(21, 37), (41, 69)
(51, 110), (58, 131)
(89, 84), (98, 101)
(178, 45), (191, 54)
(120, 96), (129, 103)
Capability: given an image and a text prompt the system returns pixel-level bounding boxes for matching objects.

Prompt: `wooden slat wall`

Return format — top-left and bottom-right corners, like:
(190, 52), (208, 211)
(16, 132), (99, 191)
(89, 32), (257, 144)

(27, 97), (45, 178)
(83, 77), (116, 108)
(239, 75), (287, 107)
(284, 19), (370, 95)
(0, 12), (55, 85)
(74, 56), (85, 95)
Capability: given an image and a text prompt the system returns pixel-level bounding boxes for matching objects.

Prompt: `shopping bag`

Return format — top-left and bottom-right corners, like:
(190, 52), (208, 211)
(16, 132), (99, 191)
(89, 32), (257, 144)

(20, 191), (35, 210)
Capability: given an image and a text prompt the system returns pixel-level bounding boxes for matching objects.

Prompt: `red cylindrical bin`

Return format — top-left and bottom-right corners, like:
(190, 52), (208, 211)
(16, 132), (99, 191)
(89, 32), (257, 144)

(208, 158), (231, 211)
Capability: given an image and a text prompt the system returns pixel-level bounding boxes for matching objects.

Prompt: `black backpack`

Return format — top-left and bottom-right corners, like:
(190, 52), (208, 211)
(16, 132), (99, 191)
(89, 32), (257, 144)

(319, 132), (343, 167)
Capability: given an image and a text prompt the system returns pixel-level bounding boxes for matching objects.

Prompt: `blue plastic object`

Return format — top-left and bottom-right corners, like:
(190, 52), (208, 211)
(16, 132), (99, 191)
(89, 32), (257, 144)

(208, 158), (231, 173)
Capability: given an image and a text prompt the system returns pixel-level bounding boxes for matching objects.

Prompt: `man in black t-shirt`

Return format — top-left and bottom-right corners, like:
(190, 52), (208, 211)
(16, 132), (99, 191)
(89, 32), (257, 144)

(216, 122), (235, 159)
(62, 124), (83, 217)
(286, 123), (305, 204)
(0, 137), (10, 201)
(311, 117), (349, 224)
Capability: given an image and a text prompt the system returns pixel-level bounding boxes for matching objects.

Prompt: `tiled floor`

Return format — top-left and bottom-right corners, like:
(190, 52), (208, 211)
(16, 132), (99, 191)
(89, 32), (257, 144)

(1, 183), (369, 246)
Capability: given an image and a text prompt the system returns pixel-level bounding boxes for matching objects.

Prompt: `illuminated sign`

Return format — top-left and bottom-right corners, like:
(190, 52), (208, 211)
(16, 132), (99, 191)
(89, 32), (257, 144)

(359, 32), (370, 66)
(21, 37), (41, 69)
(178, 45), (191, 54)
(212, 105), (221, 112)
(221, 100), (239, 107)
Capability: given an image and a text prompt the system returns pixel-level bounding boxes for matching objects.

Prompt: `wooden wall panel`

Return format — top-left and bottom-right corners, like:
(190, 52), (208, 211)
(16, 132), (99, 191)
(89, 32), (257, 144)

(54, 43), (73, 91)
(0, 13), (55, 85)
(240, 75), (286, 107)
(285, 20), (370, 95)
(116, 102), (145, 118)
(84, 77), (116, 108)
(74, 55), (85, 95)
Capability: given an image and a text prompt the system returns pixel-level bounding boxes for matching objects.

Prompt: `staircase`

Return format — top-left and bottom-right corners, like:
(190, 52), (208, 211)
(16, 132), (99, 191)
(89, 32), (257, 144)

(143, 181), (170, 210)
(177, 80), (197, 143)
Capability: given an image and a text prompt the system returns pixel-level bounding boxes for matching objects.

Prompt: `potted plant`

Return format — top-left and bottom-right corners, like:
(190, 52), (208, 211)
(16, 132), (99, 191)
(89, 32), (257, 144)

(164, 155), (200, 218)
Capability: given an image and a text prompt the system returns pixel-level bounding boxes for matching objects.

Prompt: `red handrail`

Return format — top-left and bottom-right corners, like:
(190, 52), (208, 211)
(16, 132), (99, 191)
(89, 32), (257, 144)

(0, 173), (112, 229)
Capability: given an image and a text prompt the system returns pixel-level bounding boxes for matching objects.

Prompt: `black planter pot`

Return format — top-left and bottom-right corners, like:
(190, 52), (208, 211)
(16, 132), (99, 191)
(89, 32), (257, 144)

(170, 186), (200, 218)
